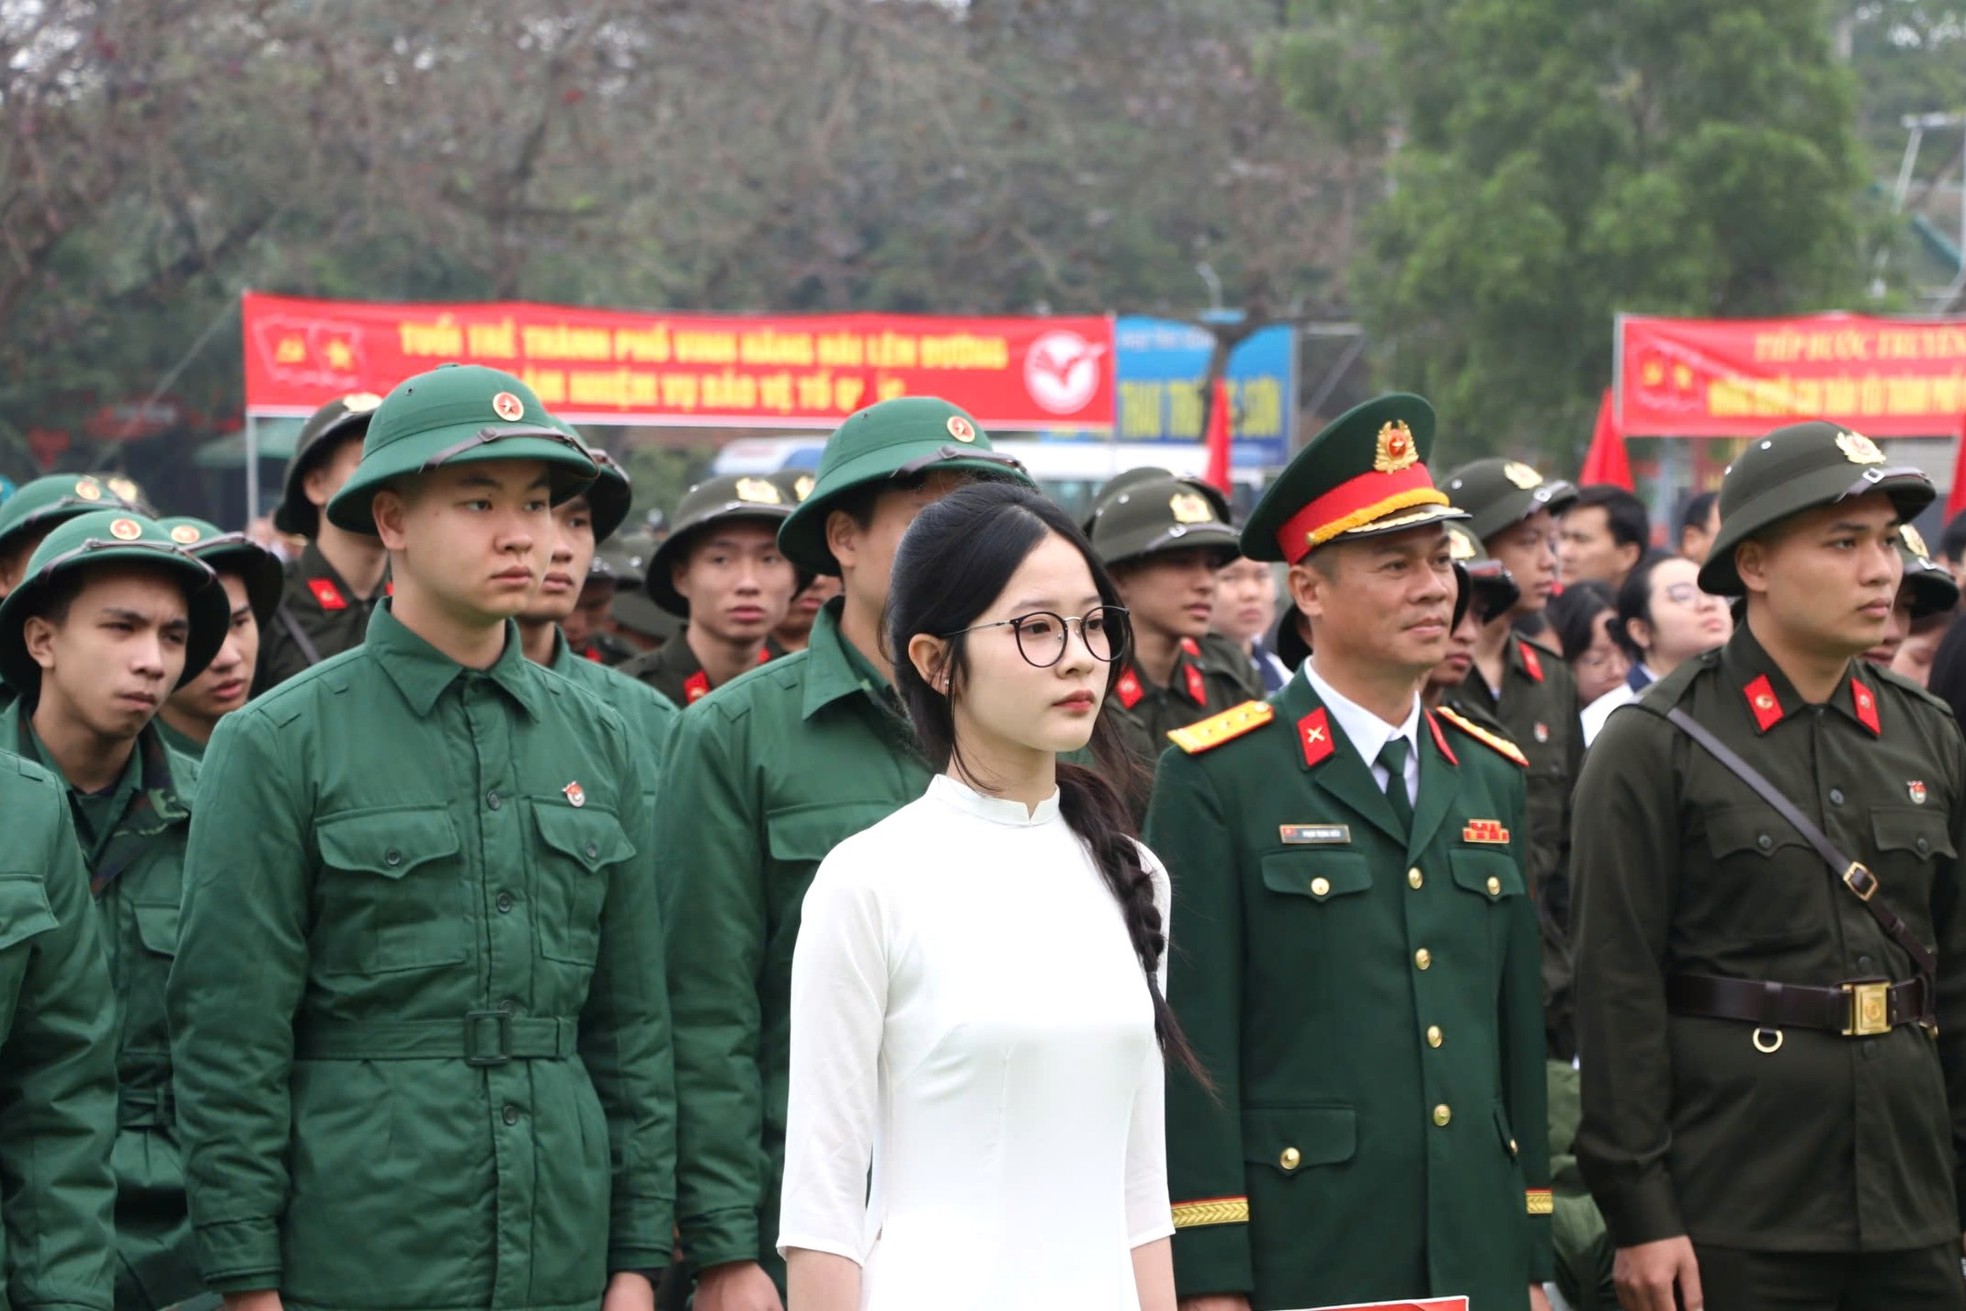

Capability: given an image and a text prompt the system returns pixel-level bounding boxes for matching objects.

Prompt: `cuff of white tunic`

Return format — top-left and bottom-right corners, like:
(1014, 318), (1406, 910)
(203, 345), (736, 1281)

(775, 1233), (865, 1265)
(1129, 1221), (1176, 1248)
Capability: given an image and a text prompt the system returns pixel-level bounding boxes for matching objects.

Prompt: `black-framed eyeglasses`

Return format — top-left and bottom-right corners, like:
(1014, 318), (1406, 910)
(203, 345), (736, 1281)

(944, 605), (1129, 668)
(895, 445), (1028, 478)
(420, 426), (595, 473)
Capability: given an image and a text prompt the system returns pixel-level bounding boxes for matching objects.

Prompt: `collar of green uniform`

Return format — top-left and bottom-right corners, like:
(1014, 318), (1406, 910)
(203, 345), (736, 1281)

(8, 703), (189, 821)
(801, 596), (896, 720)
(1717, 620), (1876, 733)
(364, 601), (545, 720)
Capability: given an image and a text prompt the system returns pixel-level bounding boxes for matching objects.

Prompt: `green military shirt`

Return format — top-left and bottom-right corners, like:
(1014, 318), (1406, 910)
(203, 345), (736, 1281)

(657, 598), (928, 1289)
(1106, 634), (1260, 802)
(620, 636), (772, 709)
(1147, 673), (1551, 1310)
(545, 631), (680, 796)
(0, 749), (119, 1311)
(1573, 625), (1966, 1252)
(167, 604), (675, 1309)
(155, 719), (206, 763)
(3, 704), (203, 1309)
(252, 543), (385, 694)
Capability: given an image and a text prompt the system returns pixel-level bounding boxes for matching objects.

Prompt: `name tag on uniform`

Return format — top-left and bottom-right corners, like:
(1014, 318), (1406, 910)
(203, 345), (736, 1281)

(1279, 824), (1351, 845)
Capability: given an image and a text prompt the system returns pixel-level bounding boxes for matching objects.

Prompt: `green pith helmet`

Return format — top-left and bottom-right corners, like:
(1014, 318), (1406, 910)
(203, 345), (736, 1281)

(325, 365), (597, 535)
(0, 511), (230, 695)
(0, 475), (141, 566)
(1081, 466), (1231, 536)
(1446, 518), (1520, 628)
(1897, 524), (1958, 620)
(1241, 393), (1468, 564)
(1698, 421), (1936, 597)
(1439, 458), (1580, 544)
(776, 396), (1035, 576)
(274, 392), (387, 537)
(1087, 471), (1240, 570)
(542, 417), (633, 545)
(648, 474), (799, 617)
(769, 466), (818, 507)
(156, 517), (284, 626)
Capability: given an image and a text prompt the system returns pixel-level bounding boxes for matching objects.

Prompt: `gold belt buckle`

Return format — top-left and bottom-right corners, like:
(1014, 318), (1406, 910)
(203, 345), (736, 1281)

(1842, 862), (1877, 901)
(1842, 980), (1892, 1037)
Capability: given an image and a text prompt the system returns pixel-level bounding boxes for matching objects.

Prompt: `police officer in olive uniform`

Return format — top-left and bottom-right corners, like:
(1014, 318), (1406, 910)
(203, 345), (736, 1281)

(619, 475), (798, 707)
(254, 393), (391, 693)
(1087, 471), (1261, 799)
(1866, 525), (1960, 674)
(0, 510), (233, 1310)
(1151, 395), (1551, 1311)
(1575, 423), (1966, 1311)
(1441, 458), (1585, 1058)
(167, 365), (675, 1311)
(154, 519), (283, 761)
(659, 398), (1033, 1308)
(0, 474), (141, 597)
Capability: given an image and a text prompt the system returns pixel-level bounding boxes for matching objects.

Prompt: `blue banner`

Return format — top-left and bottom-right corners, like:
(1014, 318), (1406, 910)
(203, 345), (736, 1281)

(1111, 316), (1294, 466)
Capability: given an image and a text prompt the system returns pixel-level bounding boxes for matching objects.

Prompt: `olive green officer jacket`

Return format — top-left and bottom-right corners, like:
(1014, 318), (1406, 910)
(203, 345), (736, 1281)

(0, 750), (119, 1311)
(621, 635), (772, 710)
(3, 703), (203, 1309)
(167, 604), (675, 1311)
(656, 598), (927, 1290)
(252, 543), (385, 695)
(1574, 627), (1966, 1253)
(1147, 674), (1551, 1311)
(1105, 634), (1260, 813)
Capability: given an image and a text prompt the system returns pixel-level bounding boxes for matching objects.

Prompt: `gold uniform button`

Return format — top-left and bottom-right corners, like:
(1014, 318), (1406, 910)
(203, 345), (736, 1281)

(1407, 867), (1424, 889)
(1433, 1104), (1452, 1127)
(1414, 948), (1432, 971)
(1426, 1025), (1443, 1048)
(1310, 877), (1331, 897)
(1509, 1137), (1520, 1156)
(1486, 876), (1501, 896)
(1280, 1146), (1301, 1170)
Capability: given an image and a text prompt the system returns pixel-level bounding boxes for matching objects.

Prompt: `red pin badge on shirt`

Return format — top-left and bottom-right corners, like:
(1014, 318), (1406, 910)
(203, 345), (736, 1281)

(562, 781), (586, 808)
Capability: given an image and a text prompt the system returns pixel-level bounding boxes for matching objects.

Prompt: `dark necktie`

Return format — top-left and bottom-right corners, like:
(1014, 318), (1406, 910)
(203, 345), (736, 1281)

(1377, 737), (1414, 836)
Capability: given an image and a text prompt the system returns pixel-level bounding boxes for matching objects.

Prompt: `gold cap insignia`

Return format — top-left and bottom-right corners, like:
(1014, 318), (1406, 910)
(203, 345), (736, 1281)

(793, 474), (815, 502)
(1169, 491), (1214, 525)
(108, 517), (143, 541)
(106, 476), (141, 503)
(1904, 524), (1932, 560)
(74, 479), (103, 501)
(1503, 461), (1543, 490)
(491, 391), (526, 422)
(1374, 420), (1419, 473)
(1836, 429), (1885, 465)
(1447, 524), (1477, 561)
(169, 524), (202, 545)
(342, 392), (384, 414)
(734, 477), (783, 505)
(946, 415), (977, 443)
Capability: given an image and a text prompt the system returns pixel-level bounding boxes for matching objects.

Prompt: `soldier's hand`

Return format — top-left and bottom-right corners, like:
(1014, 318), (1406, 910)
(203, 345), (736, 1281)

(222, 1294), (284, 1311)
(1613, 1235), (1702, 1311)
(1176, 1297), (1251, 1311)
(600, 1271), (655, 1311)
(1529, 1284), (1553, 1311)
(693, 1260), (785, 1311)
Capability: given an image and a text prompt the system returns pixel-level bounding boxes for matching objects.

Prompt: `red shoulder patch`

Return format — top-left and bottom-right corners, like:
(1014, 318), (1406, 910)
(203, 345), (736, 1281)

(1298, 708), (1335, 769)
(1516, 639), (1544, 683)
(1425, 710), (1459, 766)
(1743, 674), (1784, 734)
(683, 670), (711, 704)
(1183, 661), (1207, 706)
(307, 578), (347, 611)
(1851, 676), (1881, 737)
(1115, 666), (1144, 710)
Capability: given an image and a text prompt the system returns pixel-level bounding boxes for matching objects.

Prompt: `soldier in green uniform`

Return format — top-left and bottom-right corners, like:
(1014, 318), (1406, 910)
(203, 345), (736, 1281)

(1441, 457), (1585, 1058)
(659, 397), (1032, 1311)
(1574, 422), (1966, 1311)
(766, 468), (837, 656)
(620, 475), (798, 707)
(154, 519), (283, 761)
(0, 509), (232, 1310)
(608, 532), (681, 659)
(166, 365), (675, 1311)
(1421, 521), (1521, 713)
(1149, 394), (1552, 1311)
(254, 393), (391, 692)
(1086, 470), (1261, 794)
(0, 747), (121, 1311)
(0, 474), (140, 596)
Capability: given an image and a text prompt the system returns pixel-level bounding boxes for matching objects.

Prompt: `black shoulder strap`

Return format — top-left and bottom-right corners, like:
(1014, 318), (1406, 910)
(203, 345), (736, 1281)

(276, 602), (325, 668)
(1652, 704), (1938, 982)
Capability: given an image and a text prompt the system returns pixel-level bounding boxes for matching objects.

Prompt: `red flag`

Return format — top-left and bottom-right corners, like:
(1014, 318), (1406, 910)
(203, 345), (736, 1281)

(1203, 375), (1232, 495)
(1578, 388), (1633, 490)
(1947, 408), (1966, 520)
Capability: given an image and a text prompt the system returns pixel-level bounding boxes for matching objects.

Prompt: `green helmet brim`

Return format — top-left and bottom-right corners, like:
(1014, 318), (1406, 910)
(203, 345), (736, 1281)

(777, 443), (1031, 577)
(1699, 464), (1936, 597)
(0, 541), (229, 696)
(325, 424), (598, 535)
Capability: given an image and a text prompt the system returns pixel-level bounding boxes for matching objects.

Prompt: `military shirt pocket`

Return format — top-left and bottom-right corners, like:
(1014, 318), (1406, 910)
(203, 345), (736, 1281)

(1872, 806), (1955, 862)
(1700, 804), (1818, 946)
(1448, 848), (1525, 902)
(316, 806), (467, 975)
(132, 902), (179, 958)
(1242, 1104), (1357, 1176)
(0, 876), (58, 1026)
(766, 802), (897, 868)
(530, 802), (634, 965)
(1258, 852), (1372, 903)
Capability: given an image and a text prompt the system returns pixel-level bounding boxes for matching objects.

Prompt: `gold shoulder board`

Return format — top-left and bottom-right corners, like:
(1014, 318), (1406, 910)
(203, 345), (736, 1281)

(1167, 700), (1275, 754)
(1436, 706), (1529, 768)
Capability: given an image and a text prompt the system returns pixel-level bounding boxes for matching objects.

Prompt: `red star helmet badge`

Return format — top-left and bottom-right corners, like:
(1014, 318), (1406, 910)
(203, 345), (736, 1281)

(492, 391), (525, 422)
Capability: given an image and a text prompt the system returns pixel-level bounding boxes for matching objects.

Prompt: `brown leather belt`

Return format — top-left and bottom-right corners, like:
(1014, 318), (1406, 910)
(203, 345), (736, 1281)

(1667, 972), (1929, 1037)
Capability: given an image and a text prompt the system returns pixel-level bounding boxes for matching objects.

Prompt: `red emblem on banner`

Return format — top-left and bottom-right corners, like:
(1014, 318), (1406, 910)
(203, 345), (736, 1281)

(1851, 678), (1881, 736)
(1298, 709), (1335, 769)
(1743, 674), (1783, 733)
(308, 578), (347, 611)
(1516, 640), (1544, 683)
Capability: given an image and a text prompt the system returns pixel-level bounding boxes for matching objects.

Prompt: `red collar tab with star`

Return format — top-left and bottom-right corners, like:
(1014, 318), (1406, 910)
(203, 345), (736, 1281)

(1182, 661), (1207, 705)
(1115, 666), (1145, 710)
(307, 578), (347, 611)
(683, 670), (712, 703)
(1179, 636), (1203, 657)
(1516, 639), (1544, 683)
(1425, 710), (1459, 766)
(1850, 676), (1881, 737)
(1298, 708), (1335, 769)
(1742, 674), (1784, 733)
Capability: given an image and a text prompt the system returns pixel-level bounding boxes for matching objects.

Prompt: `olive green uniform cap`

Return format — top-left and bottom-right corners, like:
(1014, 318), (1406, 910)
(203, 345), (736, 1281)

(325, 365), (597, 535)
(1088, 471), (1240, 569)
(1897, 523), (1958, 620)
(649, 474), (799, 617)
(273, 393), (385, 537)
(0, 511), (230, 695)
(1445, 518), (1520, 627)
(1440, 458), (1579, 544)
(0, 475), (140, 563)
(776, 396), (1035, 576)
(1082, 466), (1231, 536)
(769, 467), (818, 507)
(156, 517), (284, 626)
(1699, 421), (1935, 597)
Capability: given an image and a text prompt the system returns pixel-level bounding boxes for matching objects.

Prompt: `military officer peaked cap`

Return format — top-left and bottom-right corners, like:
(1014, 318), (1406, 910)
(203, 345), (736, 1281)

(274, 392), (385, 537)
(326, 364), (597, 535)
(156, 517), (284, 627)
(1240, 393), (1468, 564)
(648, 473), (801, 618)
(0, 511), (230, 695)
(1698, 420), (1935, 597)
(1440, 457), (1579, 544)
(1445, 518), (1521, 628)
(0, 474), (140, 562)
(1088, 470), (1240, 569)
(776, 395), (1036, 576)
(1896, 523), (1958, 620)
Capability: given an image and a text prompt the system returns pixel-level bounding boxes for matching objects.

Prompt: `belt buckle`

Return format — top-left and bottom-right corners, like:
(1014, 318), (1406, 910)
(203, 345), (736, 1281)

(1842, 980), (1892, 1037)
(464, 1006), (514, 1066)
(1842, 862), (1878, 902)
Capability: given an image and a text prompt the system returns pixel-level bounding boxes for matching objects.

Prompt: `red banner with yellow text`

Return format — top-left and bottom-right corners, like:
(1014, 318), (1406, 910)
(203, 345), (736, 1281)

(1617, 313), (1966, 438)
(241, 293), (1114, 430)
